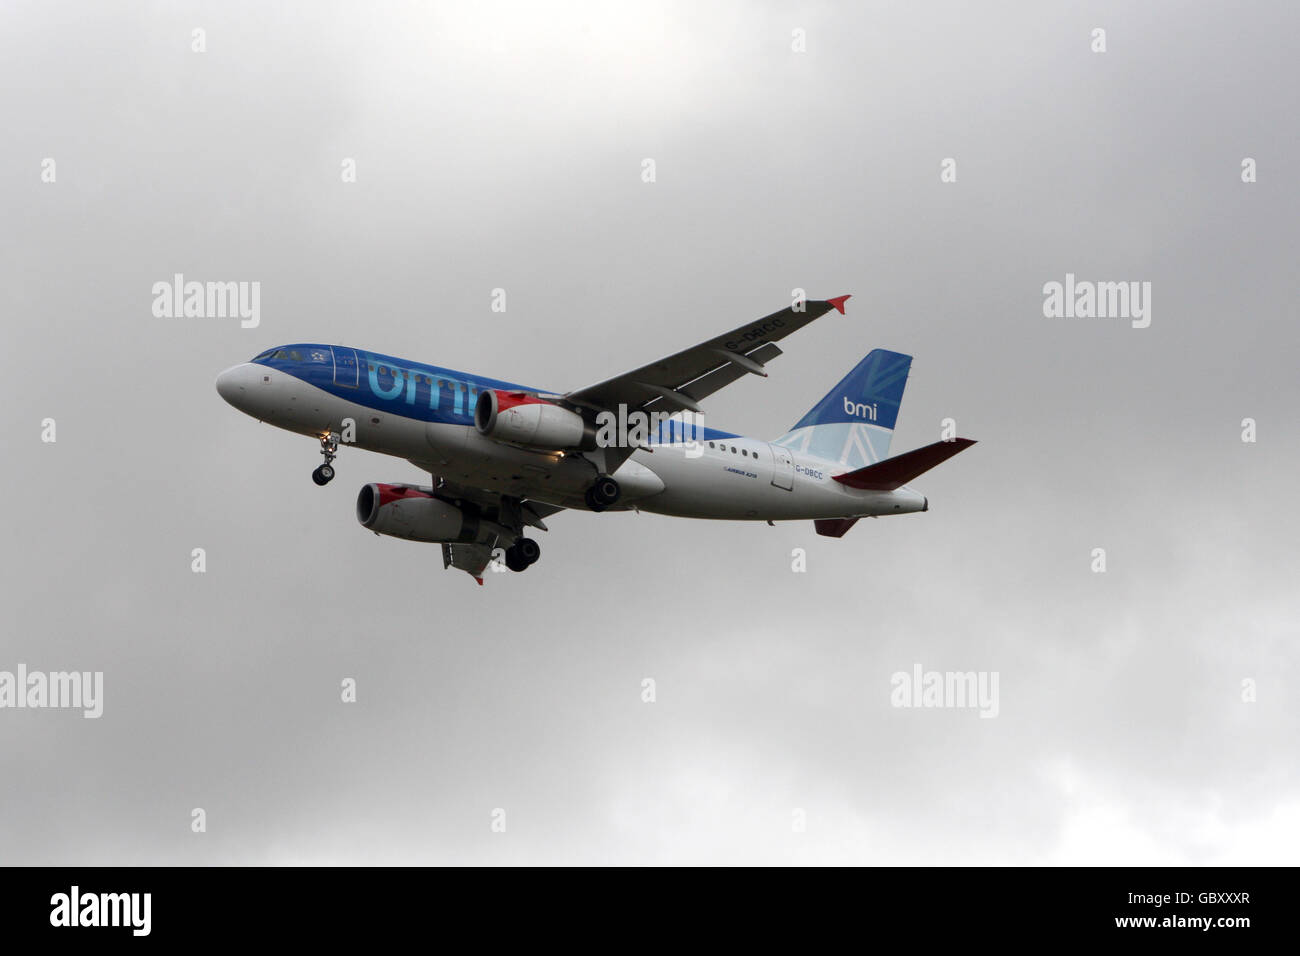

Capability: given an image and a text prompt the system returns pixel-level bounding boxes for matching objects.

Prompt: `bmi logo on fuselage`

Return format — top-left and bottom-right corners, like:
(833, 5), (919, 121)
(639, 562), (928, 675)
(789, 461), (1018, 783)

(842, 397), (878, 421)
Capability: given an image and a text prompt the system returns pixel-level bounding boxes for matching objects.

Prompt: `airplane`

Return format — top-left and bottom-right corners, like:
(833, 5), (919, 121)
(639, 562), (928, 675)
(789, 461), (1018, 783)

(215, 296), (976, 583)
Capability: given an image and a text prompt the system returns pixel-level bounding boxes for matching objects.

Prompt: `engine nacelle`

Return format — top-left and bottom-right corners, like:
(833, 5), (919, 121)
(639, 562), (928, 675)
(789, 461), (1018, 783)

(356, 484), (485, 543)
(474, 390), (595, 450)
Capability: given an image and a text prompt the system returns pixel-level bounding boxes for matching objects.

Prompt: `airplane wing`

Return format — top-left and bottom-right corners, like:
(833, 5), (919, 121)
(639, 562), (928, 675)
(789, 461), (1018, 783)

(404, 465), (563, 532)
(412, 297), (850, 579)
(562, 295), (850, 470)
(563, 296), (851, 416)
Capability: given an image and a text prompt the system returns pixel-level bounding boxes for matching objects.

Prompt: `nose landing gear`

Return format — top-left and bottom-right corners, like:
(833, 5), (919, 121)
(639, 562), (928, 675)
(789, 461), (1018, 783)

(312, 432), (340, 485)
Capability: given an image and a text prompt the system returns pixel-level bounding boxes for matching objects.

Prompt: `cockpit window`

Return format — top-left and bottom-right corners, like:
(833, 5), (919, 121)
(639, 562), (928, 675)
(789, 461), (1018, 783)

(289, 350), (302, 361)
(253, 349), (276, 361)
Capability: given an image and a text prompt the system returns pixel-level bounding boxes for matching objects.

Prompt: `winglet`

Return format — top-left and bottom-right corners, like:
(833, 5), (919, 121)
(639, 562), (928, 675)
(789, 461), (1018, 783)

(827, 294), (851, 314)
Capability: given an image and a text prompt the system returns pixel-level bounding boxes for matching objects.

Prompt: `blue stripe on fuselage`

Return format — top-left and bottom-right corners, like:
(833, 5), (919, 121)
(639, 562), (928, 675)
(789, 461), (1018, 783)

(253, 344), (539, 426)
(252, 343), (741, 438)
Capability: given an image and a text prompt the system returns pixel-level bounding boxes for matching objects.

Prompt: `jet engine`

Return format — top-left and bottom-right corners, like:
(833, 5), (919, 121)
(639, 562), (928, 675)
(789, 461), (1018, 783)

(474, 390), (596, 450)
(357, 484), (492, 543)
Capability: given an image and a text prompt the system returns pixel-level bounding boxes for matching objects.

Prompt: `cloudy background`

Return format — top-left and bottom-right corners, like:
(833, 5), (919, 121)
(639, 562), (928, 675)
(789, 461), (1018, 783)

(2, 1), (1296, 865)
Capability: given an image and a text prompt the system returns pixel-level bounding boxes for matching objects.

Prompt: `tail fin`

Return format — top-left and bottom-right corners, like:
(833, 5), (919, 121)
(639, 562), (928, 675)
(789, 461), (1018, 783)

(772, 349), (912, 470)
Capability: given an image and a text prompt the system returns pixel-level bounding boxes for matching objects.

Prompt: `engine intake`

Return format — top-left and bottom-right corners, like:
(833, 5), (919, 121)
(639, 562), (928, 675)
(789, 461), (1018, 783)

(356, 483), (484, 543)
(475, 390), (595, 450)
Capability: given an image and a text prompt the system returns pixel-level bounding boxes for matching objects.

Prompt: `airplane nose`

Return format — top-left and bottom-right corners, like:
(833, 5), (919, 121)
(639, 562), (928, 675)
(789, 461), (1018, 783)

(216, 363), (253, 406)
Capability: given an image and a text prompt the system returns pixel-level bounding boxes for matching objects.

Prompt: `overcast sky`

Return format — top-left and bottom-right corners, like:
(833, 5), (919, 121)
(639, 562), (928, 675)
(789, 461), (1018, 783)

(2, 0), (1297, 865)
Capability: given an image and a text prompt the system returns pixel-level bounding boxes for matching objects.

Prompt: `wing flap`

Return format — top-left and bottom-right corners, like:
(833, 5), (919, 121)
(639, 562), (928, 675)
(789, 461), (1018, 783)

(443, 541), (496, 584)
(674, 342), (783, 406)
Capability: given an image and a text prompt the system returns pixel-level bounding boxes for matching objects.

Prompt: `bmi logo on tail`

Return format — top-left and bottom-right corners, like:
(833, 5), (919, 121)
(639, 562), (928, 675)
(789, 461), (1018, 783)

(842, 397), (878, 422)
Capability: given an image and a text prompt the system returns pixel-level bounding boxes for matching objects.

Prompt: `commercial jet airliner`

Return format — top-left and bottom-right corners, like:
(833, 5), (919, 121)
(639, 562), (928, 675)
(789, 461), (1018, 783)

(216, 296), (975, 583)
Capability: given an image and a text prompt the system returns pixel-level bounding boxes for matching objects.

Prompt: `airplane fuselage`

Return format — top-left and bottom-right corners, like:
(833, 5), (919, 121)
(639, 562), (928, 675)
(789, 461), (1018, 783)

(216, 344), (928, 521)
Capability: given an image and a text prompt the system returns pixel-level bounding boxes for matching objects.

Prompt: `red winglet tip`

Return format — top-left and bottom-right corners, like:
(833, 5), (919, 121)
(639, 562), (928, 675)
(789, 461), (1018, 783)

(474, 576), (484, 586)
(827, 294), (851, 314)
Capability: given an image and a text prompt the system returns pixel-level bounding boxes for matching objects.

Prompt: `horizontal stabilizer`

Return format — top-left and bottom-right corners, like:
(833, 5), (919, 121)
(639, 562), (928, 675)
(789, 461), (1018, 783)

(814, 518), (859, 538)
(832, 438), (976, 490)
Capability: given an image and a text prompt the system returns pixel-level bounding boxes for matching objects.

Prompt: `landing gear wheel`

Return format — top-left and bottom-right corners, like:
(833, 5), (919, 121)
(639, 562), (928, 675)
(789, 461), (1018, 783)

(505, 537), (541, 571)
(515, 537), (541, 564)
(584, 475), (621, 512)
(314, 432), (341, 486)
